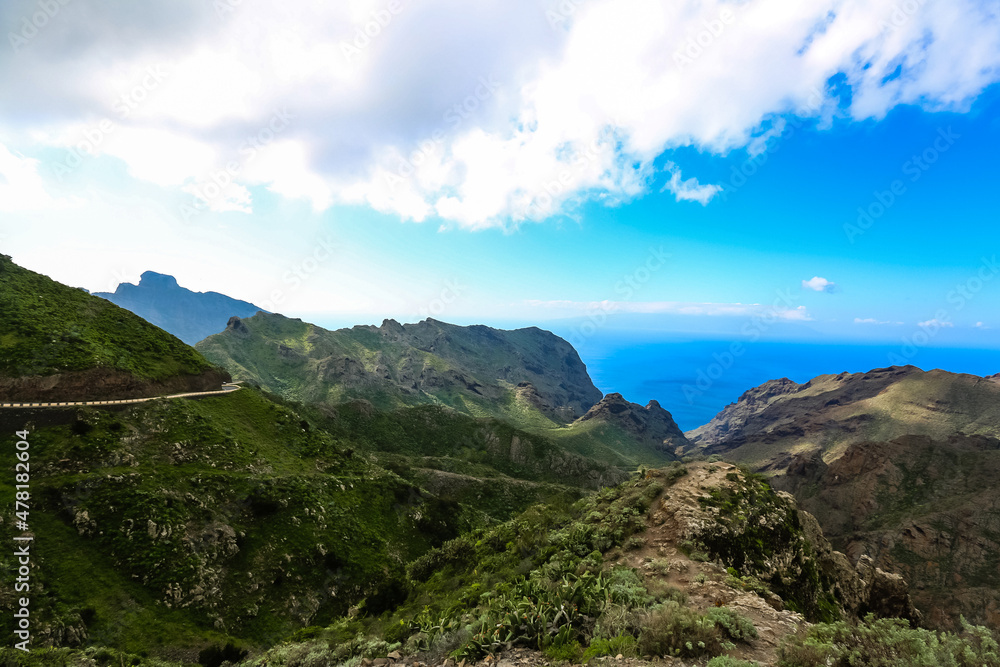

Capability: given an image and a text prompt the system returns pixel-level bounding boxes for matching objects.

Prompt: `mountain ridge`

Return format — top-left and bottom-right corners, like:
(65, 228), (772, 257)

(93, 270), (266, 345)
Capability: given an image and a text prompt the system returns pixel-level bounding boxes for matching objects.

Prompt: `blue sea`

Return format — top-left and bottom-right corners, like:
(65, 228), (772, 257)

(566, 336), (1000, 431)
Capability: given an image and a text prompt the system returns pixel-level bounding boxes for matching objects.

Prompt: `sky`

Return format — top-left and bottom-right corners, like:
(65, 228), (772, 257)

(2, 0), (1000, 355)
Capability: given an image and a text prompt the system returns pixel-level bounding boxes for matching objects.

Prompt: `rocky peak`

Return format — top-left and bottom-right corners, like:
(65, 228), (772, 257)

(226, 316), (251, 337)
(137, 271), (180, 290)
(576, 392), (688, 453)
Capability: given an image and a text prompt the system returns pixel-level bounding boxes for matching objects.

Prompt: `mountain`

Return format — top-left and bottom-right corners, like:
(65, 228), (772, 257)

(93, 271), (265, 345)
(0, 255), (227, 401)
(684, 365), (1000, 467)
(574, 393), (688, 456)
(0, 260), (628, 661)
(196, 312), (604, 424)
(8, 458), (961, 667)
(684, 363), (1000, 631)
(775, 434), (1000, 631)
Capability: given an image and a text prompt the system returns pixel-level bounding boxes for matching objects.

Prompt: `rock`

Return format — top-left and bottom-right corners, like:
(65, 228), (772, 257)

(373, 659), (389, 666)
(615, 654), (624, 660)
(388, 651), (402, 660)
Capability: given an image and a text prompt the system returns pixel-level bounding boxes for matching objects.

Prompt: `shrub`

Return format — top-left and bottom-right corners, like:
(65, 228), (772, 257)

(645, 579), (687, 605)
(707, 657), (759, 667)
(637, 601), (721, 659)
(543, 639), (584, 663)
(705, 608), (758, 643)
(582, 635), (638, 662)
(777, 614), (1000, 667)
(624, 535), (645, 550)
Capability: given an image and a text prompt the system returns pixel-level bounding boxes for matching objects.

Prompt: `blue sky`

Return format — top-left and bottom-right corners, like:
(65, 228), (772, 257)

(2, 0), (1000, 353)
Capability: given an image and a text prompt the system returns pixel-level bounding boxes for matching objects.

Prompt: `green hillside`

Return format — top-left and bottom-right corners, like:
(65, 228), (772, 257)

(195, 313), (600, 425)
(0, 389), (488, 659)
(0, 255), (213, 381)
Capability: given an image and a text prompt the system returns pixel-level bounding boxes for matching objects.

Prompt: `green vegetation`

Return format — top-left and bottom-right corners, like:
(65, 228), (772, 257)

(195, 313), (599, 428)
(0, 388), (488, 657)
(0, 255), (213, 380)
(778, 615), (1000, 667)
(691, 471), (840, 622)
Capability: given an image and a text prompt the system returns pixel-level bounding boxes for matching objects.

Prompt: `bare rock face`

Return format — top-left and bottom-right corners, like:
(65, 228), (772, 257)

(575, 393), (689, 453)
(685, 377), (802, 447)
(0, 366), (231, 402)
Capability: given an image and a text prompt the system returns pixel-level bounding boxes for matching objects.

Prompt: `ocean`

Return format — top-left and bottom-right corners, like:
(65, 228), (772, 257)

(569, 336), (1000, 431)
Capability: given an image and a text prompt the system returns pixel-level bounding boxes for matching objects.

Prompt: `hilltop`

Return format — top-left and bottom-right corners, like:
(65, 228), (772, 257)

(0, 256), (227, 401)
(684, 365), (1000, 467)
(93, 271), (266, 345)
(196, 312), (603, 424)
(197, 312), (685, 468)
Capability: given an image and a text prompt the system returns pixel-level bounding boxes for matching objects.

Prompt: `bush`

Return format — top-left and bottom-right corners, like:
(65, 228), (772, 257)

(637, 601), (721, 659)
(777, 614), (1000, 667)
(582, 635), (638, 662)
(624, 535), (645, 550)
(707, 657), (759, 667)
(706, 607), (758, 643)
(543, 639), (584, 663)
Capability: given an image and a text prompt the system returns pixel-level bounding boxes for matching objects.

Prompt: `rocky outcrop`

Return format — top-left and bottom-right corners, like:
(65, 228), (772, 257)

(685, 377), (801, 447)
(576, 393), (689, 454)
(660, 462), (920, 625)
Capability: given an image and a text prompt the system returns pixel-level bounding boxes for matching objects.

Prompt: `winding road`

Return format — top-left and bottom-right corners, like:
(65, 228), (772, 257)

(0, 383), (242, 409)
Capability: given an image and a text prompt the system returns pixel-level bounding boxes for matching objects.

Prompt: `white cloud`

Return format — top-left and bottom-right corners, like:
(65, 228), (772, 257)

(1, 0), (999, 226)
(661, 163), (722, 205)
(976, 321), (989, 329)
(802, 276), (837, 292)
(854, 317), (902, 325)
(526, 299), (812, 321)
(0, 143), (73, 213)
(918, 318), (955, 328)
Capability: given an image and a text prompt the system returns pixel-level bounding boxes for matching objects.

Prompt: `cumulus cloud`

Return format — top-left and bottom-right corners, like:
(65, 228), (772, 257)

(661, 163), (722, 205)
(802, 276), (837, 292)
(0, 142), (73, 213)
(918, 318), (955, 328)
(1, 0), (999, 226)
